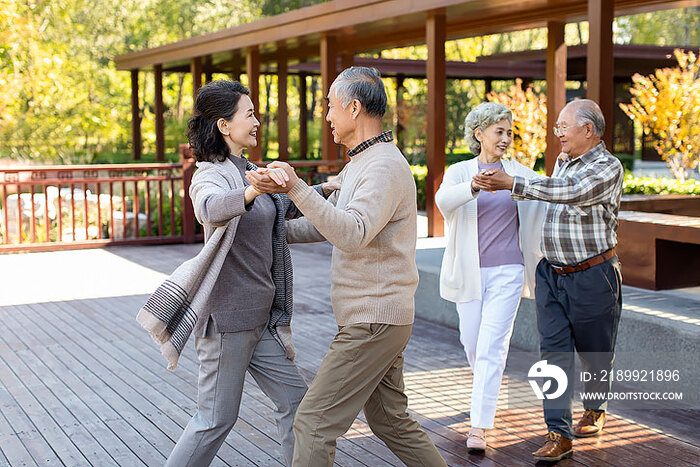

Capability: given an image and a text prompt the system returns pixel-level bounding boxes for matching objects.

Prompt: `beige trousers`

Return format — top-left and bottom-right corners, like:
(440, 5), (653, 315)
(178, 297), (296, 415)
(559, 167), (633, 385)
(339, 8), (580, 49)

(292, 322), (447, 467)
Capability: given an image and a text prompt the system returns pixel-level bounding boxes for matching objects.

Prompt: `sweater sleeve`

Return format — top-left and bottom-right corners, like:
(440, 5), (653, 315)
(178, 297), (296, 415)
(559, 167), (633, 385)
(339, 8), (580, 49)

(189, 165), (250, 227)
(285, 161), (402, 253)
(435, 163), (478, 216)
(284, 184), (327, 219)
(286, 217), (327, 243)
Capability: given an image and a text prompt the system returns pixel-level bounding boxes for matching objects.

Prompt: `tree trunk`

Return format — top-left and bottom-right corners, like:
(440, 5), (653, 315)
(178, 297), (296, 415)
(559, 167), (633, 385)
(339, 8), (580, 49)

(176, 74), (184, 120)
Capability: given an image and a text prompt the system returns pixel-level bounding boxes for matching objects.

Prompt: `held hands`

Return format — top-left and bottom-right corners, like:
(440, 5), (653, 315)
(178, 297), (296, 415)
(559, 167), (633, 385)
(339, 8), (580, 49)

(471, 169), (514, 193)
(245, 161), (299, 194)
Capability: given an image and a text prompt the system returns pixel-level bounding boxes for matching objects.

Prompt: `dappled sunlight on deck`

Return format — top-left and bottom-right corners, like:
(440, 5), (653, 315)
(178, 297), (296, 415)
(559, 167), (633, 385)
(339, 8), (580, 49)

(0, 243), (696, 466)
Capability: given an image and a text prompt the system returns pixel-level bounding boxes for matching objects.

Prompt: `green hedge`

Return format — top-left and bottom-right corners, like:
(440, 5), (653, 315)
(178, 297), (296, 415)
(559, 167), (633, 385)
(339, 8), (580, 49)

(411, 167), (699, 210)
(622, 174), (700, 195)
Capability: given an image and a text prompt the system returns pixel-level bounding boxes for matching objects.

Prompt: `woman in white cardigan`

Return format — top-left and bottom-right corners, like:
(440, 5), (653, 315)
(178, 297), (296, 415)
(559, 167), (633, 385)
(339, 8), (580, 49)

(436, 102), (545, 451)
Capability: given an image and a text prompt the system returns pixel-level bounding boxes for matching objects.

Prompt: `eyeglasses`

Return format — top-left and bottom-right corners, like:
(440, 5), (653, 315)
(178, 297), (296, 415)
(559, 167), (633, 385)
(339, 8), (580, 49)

(552, 123), (582, 137)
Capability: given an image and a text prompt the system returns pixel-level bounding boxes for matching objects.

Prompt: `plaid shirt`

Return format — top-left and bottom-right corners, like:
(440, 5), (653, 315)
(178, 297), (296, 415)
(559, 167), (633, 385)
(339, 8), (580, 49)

(346, 130), (394, 157)
(512, 142), (623, 266)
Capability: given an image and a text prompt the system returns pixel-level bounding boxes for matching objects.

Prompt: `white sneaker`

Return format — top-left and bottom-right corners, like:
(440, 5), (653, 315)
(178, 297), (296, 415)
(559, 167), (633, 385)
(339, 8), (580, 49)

(467, 428), (486, 451)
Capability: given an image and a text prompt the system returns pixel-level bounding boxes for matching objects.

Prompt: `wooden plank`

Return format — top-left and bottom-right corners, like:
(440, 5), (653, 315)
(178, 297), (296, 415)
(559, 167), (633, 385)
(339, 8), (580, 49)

(14, 303), (169, 466)
(41, 299), (271, 466)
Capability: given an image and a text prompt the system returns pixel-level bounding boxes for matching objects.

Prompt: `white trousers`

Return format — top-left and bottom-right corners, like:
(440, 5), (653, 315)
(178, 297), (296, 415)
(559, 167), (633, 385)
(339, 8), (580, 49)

(457, 264), (524, 429)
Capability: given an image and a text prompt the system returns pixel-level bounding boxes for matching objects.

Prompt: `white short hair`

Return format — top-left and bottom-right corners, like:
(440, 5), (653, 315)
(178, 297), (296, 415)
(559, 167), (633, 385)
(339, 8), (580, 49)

(464, 102), (513, 155)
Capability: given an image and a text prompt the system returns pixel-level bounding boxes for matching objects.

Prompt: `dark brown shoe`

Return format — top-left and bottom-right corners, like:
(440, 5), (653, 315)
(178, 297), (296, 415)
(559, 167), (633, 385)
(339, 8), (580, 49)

(533, 431), (573, 462)
(574, 409), (606, 437)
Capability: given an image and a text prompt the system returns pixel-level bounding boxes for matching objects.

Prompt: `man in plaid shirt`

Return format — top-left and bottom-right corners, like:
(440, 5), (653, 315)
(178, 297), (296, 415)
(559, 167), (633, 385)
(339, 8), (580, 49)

(473, 99), (623, 462)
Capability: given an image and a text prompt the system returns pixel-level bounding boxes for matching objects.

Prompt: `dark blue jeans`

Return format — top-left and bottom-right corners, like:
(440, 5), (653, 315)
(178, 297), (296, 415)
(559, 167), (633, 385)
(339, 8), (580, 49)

(535, 255), (622, 439)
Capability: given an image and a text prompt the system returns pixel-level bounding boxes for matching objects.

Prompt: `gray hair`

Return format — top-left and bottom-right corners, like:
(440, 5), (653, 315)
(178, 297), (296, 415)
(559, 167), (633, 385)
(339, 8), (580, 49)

(329, 67), (387, 118)
(464, 102), (513, 155)
(569, 99), (605, 137)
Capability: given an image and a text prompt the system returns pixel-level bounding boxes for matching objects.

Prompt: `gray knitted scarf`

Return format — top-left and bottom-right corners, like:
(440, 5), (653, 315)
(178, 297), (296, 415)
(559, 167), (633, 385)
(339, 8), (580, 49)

(136, 158), (295, 369)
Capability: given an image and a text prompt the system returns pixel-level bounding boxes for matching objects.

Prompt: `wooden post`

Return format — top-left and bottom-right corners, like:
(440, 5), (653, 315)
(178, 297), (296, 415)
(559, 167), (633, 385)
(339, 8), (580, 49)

(587, 0), (614, 147)
(130, 69), (142, 160)
(321, 32), (339, 161)
(426, 10), (446, 237)
(299, 73), (308, 159)
(484, 79), (492, 97)
(181, 145), (196, 244)
(246, 46), (261, 160)
(154, 64), (165, 162)
(205, 71), (213, 84)
(546, 21), (567, 176)
(396, 74), (405, 152)
(277, 50), (289, 161)
(191, 57), (202, 102)
(341, 51), (353, 71)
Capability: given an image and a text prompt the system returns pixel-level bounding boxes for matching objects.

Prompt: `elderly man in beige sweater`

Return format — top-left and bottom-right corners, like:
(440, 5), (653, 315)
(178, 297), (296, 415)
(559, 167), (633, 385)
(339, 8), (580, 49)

(246, 67), (446, 467)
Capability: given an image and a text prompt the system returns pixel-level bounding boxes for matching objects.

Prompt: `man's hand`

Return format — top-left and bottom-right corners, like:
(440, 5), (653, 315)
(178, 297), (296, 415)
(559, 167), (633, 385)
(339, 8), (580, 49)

(321, 176), (342, 197)
(472, 169), (514, 192)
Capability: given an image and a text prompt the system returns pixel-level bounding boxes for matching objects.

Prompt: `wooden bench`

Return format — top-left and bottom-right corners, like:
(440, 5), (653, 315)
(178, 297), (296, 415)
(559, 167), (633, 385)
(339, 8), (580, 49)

(617, 210), (700, 289)
(620, 194), (700, 217)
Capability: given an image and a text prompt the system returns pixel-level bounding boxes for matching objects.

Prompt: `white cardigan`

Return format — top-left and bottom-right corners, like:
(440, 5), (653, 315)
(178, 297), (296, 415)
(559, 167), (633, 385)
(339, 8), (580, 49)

(435, 158), (546, 303)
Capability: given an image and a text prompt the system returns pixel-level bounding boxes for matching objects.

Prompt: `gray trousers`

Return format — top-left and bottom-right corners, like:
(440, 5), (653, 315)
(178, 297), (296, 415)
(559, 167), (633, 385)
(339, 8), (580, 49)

(165, 320), (308, 467)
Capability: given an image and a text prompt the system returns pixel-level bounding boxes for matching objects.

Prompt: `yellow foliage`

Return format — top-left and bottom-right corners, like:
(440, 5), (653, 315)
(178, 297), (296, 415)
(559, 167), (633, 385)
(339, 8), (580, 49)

(487, 79), (547, 169)
(620, 49), (700, 181)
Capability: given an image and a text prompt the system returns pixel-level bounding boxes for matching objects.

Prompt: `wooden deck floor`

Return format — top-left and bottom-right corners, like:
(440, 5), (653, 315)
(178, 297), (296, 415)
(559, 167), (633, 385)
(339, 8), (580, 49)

(0, 243), (698, 466)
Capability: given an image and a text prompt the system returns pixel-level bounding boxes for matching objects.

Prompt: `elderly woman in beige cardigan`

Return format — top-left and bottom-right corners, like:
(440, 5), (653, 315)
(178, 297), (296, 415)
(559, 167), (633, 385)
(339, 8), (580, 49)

(436, 102), (545, 451)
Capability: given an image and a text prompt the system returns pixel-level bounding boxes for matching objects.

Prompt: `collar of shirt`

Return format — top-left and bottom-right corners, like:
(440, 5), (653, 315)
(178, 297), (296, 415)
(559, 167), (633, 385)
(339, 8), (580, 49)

(346, 130), (394, 157)
(559, 141), (606, 165)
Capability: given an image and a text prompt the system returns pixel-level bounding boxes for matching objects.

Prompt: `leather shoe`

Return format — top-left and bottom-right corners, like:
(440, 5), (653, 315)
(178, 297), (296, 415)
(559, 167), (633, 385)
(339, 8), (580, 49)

(466, 428), (486, 451)
(574, 409), (606, 437)
(533, 431), (573, 462)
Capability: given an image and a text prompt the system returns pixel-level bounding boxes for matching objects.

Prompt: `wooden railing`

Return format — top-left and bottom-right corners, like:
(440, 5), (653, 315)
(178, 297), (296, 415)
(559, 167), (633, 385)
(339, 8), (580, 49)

(0, 161), (200, 253)
(0, 149), (344, 253)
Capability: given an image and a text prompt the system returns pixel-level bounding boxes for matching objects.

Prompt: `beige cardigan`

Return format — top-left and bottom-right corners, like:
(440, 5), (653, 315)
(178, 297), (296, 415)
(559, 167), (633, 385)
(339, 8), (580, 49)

(435, 157), (546, 303)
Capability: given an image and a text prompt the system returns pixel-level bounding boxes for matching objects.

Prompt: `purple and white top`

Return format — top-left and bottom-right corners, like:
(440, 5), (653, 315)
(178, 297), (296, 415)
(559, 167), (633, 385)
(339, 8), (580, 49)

(476, 160), (523, 267)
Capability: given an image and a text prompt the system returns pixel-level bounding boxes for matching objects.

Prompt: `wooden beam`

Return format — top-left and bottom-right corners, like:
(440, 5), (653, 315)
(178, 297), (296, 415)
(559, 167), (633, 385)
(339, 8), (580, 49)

(130, 69), (142, 161)
(154, 64), (165, 162)
(545, 21), (566, 175)
(587, 0), (614, 147)
(277, 51), (289, 161)
(191, 57), (202, 102)
(246, 46), (261, 160)
(426, 10), (446, 238)
(320, 32), (339, 161)
(299, 73), (308, 159)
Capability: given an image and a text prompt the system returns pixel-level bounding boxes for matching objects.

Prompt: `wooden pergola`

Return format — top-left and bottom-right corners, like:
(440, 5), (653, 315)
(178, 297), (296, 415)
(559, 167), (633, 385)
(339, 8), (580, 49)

(114, 0), (696, 237)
